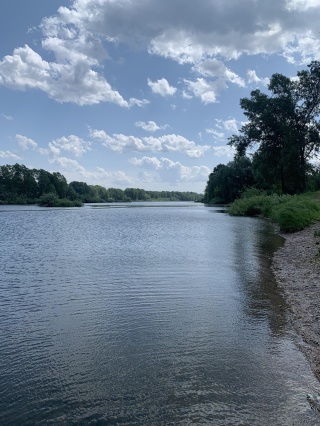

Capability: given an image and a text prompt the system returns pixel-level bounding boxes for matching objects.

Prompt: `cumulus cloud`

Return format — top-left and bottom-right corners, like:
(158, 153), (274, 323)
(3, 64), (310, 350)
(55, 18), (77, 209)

(183, 78), (219, 104)
(49, 156), (132, 185)
(286, 0), (320, 11)
(0, 150), (21, 160)
(220, 119), (239, 133)
(135, 120), (168, 132)
(129, 156), (162, 169)
(212, 145), (236, 157)
(130, 155), (211, 183)
(90, 129), (210, 158)
(49, 135), (91, 157)
(0, 0), (319, 107)
(78, 0), (320, 63)
(147, 78), (177, 96)
(247, 69), (270, 86)
(0, 0), (319, 118)
(49, 156), (87, 173)
(16, 134), (38, 150)
(193, 59), (245, 87)
(0, 43), (148, 106)
(208, 118), (241, 137)
(206, 129), (225, 140)
(95, 167), (133, 185)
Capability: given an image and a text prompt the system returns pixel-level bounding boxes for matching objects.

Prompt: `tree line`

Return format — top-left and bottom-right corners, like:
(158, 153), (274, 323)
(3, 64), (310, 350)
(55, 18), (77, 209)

(204, 61), (320, 204)
(0, 163), (203, 205)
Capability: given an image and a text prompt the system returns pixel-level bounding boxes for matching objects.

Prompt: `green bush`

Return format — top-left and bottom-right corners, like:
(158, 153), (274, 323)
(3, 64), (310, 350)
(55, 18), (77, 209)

(37, 193), (83, 207)
(228, 192), (320, 232)
(228, 195), (273, 217)
(272, 198), (320, 232)
(272, 205), (313, 232)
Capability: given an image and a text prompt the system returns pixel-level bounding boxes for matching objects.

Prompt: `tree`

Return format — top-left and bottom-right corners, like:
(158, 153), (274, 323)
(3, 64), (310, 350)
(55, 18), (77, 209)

(52, 172), (68, 198)
(229, 61), (320, 194)
(203, 156), (254, 204)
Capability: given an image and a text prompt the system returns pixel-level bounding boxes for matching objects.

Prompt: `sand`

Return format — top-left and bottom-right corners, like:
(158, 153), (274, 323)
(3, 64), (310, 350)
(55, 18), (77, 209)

(272, 222), (320, 380)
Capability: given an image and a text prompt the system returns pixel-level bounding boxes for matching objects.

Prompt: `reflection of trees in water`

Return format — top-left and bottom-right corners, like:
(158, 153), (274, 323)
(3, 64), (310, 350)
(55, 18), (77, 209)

(232, 217), (287, 336)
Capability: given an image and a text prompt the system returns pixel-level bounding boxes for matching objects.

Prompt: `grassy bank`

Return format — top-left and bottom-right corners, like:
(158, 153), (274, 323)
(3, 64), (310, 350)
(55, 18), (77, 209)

(228, 190), (320, 232)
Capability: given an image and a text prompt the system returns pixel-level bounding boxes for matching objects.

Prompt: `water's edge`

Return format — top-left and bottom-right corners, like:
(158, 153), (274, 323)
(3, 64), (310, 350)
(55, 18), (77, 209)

(272, 222), (320, 387)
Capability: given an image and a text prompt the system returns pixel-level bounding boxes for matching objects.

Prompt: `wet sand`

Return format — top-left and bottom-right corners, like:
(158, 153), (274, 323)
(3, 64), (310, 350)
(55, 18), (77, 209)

(272, 223), (320, 380)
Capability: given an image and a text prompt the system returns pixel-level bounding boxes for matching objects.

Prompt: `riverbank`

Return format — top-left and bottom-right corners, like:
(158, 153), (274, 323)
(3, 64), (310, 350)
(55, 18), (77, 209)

(272, 222), (320, 380)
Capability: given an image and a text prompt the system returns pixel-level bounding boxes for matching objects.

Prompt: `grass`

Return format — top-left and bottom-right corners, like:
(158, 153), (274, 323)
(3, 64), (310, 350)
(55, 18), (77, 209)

(228, 190), (320, 232)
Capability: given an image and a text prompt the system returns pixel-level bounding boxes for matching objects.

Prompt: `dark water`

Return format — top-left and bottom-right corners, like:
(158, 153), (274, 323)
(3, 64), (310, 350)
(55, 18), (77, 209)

(0, 202), (319, 425)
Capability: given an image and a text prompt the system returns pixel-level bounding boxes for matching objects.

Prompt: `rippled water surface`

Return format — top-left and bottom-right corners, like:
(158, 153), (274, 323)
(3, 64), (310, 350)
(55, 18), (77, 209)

(1, 202), (319, 425)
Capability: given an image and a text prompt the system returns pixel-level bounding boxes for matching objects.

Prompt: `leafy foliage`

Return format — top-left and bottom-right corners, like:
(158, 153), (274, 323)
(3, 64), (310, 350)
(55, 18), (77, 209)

(37, 193), (83, 207)
(0, 163), (203, 206)
(228, 191), (320, 232)
(203, 156), (254, 204)
(229, 61), (320, 194)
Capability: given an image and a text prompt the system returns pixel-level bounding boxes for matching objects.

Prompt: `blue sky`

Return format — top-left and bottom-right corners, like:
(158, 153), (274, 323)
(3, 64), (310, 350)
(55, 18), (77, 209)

(1, 0), (320, 193)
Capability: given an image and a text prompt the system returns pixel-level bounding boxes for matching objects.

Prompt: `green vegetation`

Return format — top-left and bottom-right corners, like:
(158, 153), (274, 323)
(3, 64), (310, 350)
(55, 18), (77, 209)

(228, 191), (320, 232)
(37, 193), (83, 207)
(0, 163), (203, 206)
(204, 61), (320, 232)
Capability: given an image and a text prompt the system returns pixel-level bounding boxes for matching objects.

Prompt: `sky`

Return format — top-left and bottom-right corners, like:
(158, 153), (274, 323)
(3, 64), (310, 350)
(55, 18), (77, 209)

(1, 0), (320, 193)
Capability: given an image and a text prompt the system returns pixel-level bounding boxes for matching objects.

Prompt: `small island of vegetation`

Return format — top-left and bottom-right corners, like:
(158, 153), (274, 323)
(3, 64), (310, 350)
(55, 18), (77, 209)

(203, 61), (320, 232)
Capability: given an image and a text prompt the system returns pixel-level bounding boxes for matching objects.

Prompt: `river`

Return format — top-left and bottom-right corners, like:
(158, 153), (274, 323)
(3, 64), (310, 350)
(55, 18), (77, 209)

(0, 202), (319, 425)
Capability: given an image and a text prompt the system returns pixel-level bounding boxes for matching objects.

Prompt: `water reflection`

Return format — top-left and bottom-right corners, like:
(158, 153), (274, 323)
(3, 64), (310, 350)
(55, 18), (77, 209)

(0, 204), (319, 425)
(230, 216), (287, 336)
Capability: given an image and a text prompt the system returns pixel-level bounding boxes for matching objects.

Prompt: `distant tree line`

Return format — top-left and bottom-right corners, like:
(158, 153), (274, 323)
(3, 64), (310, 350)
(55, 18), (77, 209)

(204, 61), (320, 204)
(0, 163), (203, 205)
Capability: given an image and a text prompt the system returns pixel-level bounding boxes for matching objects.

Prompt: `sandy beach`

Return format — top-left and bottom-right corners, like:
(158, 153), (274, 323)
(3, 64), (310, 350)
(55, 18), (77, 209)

(272, 222), (320, 380)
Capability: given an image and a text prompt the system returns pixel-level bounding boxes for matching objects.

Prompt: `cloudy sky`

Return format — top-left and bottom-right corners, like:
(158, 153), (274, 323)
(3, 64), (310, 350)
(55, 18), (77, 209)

(1, 0), (320, 192)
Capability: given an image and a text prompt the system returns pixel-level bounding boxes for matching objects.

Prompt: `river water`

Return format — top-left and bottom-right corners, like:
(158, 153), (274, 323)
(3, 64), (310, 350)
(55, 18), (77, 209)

(0, 202), (319, 425)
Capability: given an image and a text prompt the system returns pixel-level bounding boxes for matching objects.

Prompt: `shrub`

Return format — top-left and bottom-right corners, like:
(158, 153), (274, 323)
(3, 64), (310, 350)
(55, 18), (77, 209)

(37, 193), (83, 207)
(228, 195), (273, 217)
(228, 192), (320, 232)
(272, 198), (320, 232)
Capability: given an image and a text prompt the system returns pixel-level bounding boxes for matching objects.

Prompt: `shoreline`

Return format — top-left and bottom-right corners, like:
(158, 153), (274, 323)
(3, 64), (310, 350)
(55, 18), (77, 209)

(272, 222), (320, 381)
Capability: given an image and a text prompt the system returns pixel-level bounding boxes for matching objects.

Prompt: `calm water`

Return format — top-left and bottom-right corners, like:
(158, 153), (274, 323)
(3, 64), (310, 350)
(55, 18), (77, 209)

(0, 202), (319, 425)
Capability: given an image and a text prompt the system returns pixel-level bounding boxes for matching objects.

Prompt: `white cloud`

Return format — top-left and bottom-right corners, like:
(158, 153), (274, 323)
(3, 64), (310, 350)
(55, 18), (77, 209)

(0, 150), (21, 160)
(1, 0), (319, 109)
(183, 78), (218, 104)
(214, 118), (241, 133)
(49, 156), (87, 173)
(49, 156), (132, 185)
(95, 167), (133, 185)
(135, 120), (168, 132)
(221, 119), (239, 133)
(247, 69), (270, 86)
(286, 0), (320, 11)
(130, 155), (211, 183)
(283, 35), (320, 64)
(213, 145), (236, 157)
(16, 134), (38, 150)
(74, 0), (320, 63)
(90, 129), (210, 158)
(147, 78), (177, 96)
(49, 135), (91, 157)
(193, 59), (245, 87)
(206, 129), (225, 140)
(129, 156), (162, 169)
(0, 44), (148, 107)
(206, 119), (240, 141)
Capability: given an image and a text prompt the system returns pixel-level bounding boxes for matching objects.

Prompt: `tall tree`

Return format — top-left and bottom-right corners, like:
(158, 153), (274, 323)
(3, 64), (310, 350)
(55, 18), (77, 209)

(204, 157), (253, 204)
(229, 61), (320, 194)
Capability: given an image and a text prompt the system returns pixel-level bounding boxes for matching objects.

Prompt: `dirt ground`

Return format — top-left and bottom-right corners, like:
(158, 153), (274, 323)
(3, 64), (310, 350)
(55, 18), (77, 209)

(272, 222), (320, 380)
